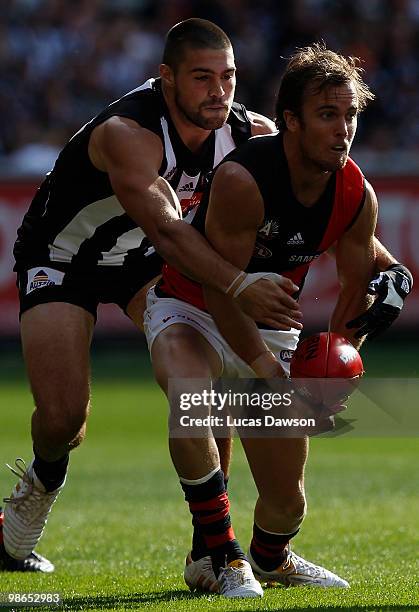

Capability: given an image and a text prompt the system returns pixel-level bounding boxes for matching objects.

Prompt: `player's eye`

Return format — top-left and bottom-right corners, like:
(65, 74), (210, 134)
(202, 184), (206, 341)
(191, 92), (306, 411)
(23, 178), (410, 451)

(195, 75), (209, 81)
(320, 111), (335, 119)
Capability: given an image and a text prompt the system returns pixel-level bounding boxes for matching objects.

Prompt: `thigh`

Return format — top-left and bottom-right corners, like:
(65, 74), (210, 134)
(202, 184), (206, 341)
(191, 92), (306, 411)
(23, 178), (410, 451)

(21, 302), (94, 412)
(240, 437), (309, 497)
(151, 323), (222, 394)
(125, 274), (161, 331)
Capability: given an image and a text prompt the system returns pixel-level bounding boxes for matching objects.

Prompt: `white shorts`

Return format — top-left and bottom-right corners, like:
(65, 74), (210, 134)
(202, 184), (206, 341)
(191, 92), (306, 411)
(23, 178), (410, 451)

(144, 287), (300, 378)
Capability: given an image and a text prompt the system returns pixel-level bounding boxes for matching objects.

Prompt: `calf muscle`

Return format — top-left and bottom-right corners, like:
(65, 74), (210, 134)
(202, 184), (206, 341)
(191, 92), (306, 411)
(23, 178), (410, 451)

(20, 303), (94, 460)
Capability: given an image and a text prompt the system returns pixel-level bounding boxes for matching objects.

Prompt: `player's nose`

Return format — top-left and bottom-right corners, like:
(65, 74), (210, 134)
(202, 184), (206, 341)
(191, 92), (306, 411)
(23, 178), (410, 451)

(209, 79), (225, 98)
(335, 116), (349, 137)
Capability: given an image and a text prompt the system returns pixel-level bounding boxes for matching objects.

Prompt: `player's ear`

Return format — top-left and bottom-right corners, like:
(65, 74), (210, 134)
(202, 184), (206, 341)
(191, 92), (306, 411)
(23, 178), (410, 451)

(283, 110), (300, 132)
(160, 64), (175, 87)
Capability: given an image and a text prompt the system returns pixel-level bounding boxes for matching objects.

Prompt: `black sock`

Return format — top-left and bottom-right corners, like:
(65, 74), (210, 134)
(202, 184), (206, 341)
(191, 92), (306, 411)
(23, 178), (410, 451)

(250, 522), (299, 571)
(190, 474), (229, 561)
(33, 450), (69, 492)
(182, 470), (245, 576)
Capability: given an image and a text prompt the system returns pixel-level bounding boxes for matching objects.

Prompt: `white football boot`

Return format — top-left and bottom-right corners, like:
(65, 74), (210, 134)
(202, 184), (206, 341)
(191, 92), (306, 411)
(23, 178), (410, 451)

(3, 458), (65, 560)
(248, 546), (349, 588)
(218, 559), (263, 598)
(184, 553), (219, 592)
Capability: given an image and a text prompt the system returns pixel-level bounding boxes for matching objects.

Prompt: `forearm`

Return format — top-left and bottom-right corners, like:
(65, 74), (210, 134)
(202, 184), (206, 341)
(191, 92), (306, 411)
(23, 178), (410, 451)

(204, 287), (285, 377)
(120, 177), (241, 292)
(330, 288), (374, 349)
(155, 219), (240, 292)
(374, 236), (397, 271)
(205, 287), (267, 363)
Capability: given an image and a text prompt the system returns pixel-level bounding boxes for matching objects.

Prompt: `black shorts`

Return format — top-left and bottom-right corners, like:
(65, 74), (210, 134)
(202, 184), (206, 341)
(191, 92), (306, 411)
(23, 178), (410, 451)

(16, 255), (163, 322)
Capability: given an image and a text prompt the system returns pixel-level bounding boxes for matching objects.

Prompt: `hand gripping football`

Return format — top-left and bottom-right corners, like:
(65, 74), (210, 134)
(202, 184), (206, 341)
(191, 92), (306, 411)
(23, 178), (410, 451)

(290, 332), (364, 406)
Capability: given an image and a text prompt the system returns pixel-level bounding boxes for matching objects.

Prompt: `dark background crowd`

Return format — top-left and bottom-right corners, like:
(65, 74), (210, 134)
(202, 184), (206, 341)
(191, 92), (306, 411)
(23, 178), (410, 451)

(1, 0), (419, 177)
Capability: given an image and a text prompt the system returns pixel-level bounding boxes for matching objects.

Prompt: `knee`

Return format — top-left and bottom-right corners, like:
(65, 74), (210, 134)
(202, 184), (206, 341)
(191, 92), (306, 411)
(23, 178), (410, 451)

(262, 489), (307, 524)
(279, 495), (307, 524)
(152, 327), (215, 392)
(68, 421), (87, 450)
(32, 397), (89, 448)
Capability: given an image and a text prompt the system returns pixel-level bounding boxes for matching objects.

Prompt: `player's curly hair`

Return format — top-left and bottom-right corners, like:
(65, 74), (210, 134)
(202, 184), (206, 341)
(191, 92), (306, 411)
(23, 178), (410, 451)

(275, 42), (375, 130)
(163, 18), (232, 71)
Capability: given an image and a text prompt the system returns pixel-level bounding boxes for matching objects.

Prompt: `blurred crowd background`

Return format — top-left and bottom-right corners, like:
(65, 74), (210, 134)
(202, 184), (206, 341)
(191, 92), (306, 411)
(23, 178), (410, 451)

(1, 0), (419, 177)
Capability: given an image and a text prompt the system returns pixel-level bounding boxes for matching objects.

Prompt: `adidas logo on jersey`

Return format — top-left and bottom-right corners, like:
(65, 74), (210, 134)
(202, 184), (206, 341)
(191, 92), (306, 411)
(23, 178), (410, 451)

(287, 232), (304, 245)
(178, 182), (195, 193)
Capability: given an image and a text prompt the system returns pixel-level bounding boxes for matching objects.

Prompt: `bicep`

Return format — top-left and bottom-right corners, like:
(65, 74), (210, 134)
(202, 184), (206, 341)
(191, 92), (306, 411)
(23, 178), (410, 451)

(205, 162), (263, 269)
(92, 117), (181, 235)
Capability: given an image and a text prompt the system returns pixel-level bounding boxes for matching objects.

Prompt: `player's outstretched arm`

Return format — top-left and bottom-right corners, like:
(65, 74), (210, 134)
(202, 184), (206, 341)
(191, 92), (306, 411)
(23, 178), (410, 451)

(203, 161), (301, 377)
(330, 181), (378, 349)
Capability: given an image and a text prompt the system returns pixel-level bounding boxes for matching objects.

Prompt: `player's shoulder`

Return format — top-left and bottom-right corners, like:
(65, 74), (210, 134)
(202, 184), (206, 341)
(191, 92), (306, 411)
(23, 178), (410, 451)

(228, 103), (276, 138)
(91, 78), (164, 138)
(215, 134), (280, 196)
(224, 131), (280, 164)
(246, 111), (277, 136)
(342, 156), (364, 182)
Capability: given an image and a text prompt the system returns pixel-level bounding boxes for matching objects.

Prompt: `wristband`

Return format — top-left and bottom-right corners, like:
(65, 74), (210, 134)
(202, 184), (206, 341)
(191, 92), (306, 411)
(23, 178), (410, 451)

(225, 271), (246, 296)
(386, 263), (413, 289)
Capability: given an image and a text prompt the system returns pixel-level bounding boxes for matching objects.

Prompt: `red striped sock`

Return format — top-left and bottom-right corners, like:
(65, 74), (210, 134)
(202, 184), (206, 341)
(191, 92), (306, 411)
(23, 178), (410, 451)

(181, 469), (245, 576)
(250, 522), (299, 571)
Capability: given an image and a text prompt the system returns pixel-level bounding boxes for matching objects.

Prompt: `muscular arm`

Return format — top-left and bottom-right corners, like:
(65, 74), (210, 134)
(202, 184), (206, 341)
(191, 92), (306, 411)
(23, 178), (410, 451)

(329, 236), (396, 269)
(90, 116), (239, 291)
(330, 181), (378, 349)
(203, 162), (301, 377)
(373, 237), (397, 270)
(345, 223), (413, 341)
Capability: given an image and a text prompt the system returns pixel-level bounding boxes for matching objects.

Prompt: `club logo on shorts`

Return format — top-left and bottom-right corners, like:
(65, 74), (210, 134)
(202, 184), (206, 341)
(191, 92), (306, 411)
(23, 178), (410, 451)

(280, 350), (294, 362)
(26, 267), (65, 295)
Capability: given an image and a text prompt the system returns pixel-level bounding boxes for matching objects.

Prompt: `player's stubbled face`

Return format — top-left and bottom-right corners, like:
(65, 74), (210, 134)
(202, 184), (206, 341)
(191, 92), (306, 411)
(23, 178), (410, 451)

(173, 46), (236, 130)
(298, 81), (358, 172)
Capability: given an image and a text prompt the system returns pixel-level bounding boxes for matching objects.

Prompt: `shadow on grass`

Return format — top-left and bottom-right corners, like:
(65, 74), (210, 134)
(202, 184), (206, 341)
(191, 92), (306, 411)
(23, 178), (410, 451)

(59, 591), (419, 611)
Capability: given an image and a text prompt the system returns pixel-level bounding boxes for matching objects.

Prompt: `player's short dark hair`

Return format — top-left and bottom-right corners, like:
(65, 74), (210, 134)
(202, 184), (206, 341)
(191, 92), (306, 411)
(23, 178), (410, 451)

(275, 42), (375, 130)
(162, 18), (232, 71)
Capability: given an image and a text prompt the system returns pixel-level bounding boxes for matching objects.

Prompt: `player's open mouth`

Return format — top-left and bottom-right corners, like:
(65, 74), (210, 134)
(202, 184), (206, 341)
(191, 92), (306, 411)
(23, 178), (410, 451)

(331, 145), (346, 152)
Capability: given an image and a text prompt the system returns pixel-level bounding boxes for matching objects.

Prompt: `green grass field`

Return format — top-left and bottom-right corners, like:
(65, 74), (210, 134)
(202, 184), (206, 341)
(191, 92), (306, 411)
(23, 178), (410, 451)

(0, 342), (418, 611)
